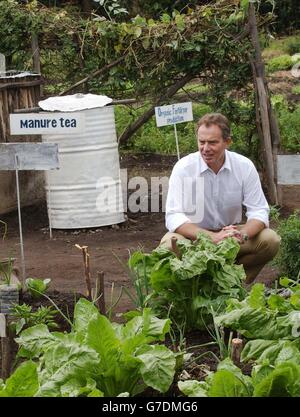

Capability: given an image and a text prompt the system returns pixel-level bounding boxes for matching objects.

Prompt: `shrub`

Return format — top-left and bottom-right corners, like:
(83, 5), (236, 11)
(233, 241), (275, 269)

(274, 212), (300, 279)
(285, 37), (300, 55)
(271, 95), (300, 152)
(292, 85), (300, 95)
(266, 55), (293, 73)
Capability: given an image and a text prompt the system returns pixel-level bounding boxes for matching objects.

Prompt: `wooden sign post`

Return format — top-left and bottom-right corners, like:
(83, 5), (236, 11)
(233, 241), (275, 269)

(0, 143), (59, 282)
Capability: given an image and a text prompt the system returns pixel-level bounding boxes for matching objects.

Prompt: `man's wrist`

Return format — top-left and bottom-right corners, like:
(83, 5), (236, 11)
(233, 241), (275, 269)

(241, 231), (249, 242)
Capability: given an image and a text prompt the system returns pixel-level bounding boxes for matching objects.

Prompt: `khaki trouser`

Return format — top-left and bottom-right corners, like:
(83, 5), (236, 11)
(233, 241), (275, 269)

(160, 226), (281, 284)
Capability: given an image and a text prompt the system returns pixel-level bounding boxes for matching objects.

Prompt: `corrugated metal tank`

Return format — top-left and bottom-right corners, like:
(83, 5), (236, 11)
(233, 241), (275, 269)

(42, 105), (124, 229)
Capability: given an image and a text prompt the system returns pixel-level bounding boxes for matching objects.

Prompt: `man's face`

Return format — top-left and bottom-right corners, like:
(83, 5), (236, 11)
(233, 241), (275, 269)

(197, 123), (231, 169)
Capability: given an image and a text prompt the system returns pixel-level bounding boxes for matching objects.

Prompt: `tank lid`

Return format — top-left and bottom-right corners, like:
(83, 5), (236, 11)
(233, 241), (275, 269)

(39, 93), (112, 112)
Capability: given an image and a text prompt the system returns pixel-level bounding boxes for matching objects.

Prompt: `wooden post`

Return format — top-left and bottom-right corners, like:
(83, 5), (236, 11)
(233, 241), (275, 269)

(171, 236), (181, 258)
(1, 316), (12, 380)
(256, 77), (278, 204)
(96, 271), (106, 315)
(231, 338), (243, 366)
(75, 244), (92, 300)
(248, 2), (279, 205)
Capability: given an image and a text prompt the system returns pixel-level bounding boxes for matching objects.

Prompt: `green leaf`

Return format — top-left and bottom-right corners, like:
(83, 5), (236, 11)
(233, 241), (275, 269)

(86, 315), (120, 373)
(73, 298), (100, 338)
(37, 342), (100, 397)
(25, 278), (51, 299)
(241, 339), (285, 363)
(0, 361), (38, 397)
(15, 324), (58, 358)
(253, 362), (300, 397)
(248, 283), (266, 309)
(136, 345), (176, 393)
(208, 369), (250, 397)
(267, 294), (291, 313)
(178, 380), (208, 397)
(60, 377), (102, 397)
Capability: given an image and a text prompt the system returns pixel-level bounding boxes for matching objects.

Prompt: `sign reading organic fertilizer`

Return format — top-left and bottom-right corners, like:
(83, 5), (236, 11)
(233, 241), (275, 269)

(155, 102), (193, 160)
(155, 102), (193, 127)
(10, 112), (85, 135)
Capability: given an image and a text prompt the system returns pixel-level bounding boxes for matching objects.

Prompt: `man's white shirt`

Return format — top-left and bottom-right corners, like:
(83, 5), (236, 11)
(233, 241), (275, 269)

(165, 150), (269, 232)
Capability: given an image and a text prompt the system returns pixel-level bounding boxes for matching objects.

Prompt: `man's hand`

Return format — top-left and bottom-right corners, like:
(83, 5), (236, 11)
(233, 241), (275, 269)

(211, 225), (244, 244)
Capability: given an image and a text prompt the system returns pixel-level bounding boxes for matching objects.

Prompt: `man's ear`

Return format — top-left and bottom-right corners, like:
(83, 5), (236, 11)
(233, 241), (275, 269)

(225, 137), (232, 148)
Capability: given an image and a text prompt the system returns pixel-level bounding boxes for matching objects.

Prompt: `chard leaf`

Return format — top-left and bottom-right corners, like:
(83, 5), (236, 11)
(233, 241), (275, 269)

(275, 344), (300, 366)
(73, 298), (100, 338)
(290, 292), (300, 309)
(15, 324), (58, 359)
(36, 343), (100, 397)
(60, 377), (102, 397)
(150, 259), (174, 291)
(178, 380), (208, 397)
(215, 237), (240, 262)
(241, 339), (285, 363)
(86, 315), (120, 374)
(0, 361), (38, 397)
(248, 283), (266, 309)
(208, 369), (251, 397)
(136, 345), (176, 393)
(253, 362), (300, 397)
(267, 294), (292, 313)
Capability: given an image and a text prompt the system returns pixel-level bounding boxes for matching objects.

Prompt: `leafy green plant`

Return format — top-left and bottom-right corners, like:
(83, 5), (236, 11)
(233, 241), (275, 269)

(25, 278), (51, 299)
(11, 299), (177, 397)
(10, 303), (58, 335)
(292, 85), (300, 95)
(274, 212), (300, 277)
(0, 220), (7, 240)
(215, 280), (300, 340)
(0, 257), (15, 286)
(266, 54), (293, 73)
(128, 233), (246, 332)
(285, 36), (300, 55)
(271, 95), (300, 152)
(178, 357), (300, 397)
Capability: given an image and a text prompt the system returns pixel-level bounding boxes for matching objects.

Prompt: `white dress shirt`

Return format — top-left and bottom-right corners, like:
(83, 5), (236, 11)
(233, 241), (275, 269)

(165, 150), (269, 232)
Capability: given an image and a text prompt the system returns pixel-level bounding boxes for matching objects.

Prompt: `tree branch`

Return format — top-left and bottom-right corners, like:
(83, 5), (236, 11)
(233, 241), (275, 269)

(118, 73), (194, 145)
(59, 55), (126, 96)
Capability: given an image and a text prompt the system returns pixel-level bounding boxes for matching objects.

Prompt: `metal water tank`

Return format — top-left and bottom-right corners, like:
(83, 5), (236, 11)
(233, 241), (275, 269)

(40, 95), (124, 229)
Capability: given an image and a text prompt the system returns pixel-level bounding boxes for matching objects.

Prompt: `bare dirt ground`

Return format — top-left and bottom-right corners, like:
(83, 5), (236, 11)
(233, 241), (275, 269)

(0, 153), (282, 318)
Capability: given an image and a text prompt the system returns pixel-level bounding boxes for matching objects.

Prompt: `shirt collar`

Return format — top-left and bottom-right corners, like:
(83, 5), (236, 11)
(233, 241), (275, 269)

(199, 149), (232, 174)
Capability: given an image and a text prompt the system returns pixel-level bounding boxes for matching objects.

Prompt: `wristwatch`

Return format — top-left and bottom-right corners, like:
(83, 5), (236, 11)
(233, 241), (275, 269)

(242, 233), (249, 242)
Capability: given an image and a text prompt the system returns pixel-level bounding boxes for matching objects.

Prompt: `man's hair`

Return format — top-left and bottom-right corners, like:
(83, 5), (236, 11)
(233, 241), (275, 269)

(196, 113), (231, 140)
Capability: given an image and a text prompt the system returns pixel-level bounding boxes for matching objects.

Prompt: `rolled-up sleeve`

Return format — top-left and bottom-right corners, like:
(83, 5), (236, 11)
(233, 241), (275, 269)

(165, 166), (192, 232)
(243, 163), (270, 228)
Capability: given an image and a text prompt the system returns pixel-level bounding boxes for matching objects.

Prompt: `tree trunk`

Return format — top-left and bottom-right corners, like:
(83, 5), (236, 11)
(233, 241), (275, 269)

(248, 3), (279, 205)
(81, 0), (93, 14)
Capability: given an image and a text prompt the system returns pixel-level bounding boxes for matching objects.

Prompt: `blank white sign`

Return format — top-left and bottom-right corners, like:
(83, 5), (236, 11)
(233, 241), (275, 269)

(277, 154), (300, 185)
(0, 143), (59, 170)
(0, 314), (6, 337)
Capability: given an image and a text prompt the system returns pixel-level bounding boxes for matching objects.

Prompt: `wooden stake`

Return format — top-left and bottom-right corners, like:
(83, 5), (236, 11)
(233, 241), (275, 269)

(171, 236), (181, 258)
(231, 338), (243, 366)
(1, 317), (12, 380)
(75, 244), (92, 300)
(96, 271), (106, 315)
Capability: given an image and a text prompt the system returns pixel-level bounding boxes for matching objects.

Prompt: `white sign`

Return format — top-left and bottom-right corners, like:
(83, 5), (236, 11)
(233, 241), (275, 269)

(277, 155), (300, 185)
(0, 314), (6, 337)
(155, 102), (193, 127)
(10, 112), (85, 135)
(0, 143), (59, 170)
